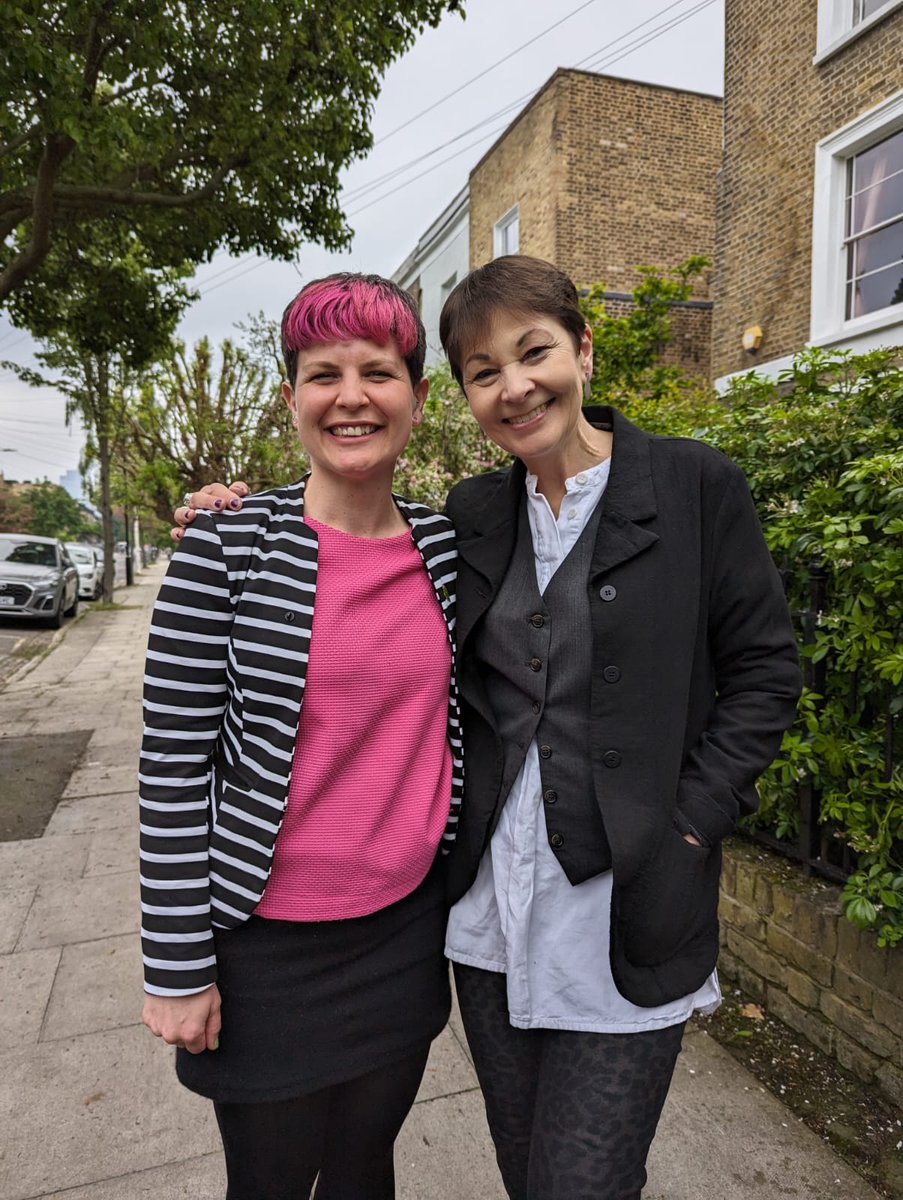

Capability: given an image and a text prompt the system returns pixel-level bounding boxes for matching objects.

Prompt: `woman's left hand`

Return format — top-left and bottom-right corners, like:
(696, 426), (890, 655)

(142, 984), (222, 1054)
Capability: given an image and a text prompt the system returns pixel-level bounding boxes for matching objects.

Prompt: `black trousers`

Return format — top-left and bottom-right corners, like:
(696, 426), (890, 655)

(454, 963), (685, 1200)
(213, 1048), (429, 1200)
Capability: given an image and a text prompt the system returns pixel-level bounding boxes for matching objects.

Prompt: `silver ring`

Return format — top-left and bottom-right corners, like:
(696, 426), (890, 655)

(181, 492), (193, 509)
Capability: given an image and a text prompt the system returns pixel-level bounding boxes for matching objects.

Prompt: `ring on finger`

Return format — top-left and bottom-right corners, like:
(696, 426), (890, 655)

(181, 491), (193, 509)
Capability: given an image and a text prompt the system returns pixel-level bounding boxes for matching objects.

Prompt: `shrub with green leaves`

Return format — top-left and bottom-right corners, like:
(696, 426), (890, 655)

(584, 265), (902, 947)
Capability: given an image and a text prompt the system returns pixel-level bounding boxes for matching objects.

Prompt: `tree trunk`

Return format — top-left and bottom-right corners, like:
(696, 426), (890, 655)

(98, 428), (115, 603)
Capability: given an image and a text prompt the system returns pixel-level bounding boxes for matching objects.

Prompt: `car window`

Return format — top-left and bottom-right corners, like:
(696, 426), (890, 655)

(0, 539), (58, 567)
(67, 547), (92, 564)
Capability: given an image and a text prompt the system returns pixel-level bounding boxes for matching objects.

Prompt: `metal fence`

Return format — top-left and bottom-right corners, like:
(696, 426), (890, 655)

(742, 560), (861, 886)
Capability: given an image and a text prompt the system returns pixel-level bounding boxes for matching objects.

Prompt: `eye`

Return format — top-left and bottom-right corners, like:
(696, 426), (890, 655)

(523, 344), (552, 361)
(470, 367), (498, 384)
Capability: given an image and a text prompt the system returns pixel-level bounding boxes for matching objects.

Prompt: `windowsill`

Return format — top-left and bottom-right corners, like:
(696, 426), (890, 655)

(811, 303), (903, 347)
(716, 309), (903, 389)
(814, 0), (903, 64)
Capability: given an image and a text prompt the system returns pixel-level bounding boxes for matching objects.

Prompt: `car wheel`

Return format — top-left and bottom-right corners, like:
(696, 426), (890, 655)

(65, 593), (79, 618)
(47, 600), (65, 630)
(93, 581), (102, 601)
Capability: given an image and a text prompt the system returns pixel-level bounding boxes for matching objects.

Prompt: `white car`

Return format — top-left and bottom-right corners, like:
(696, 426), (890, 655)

(65, 542), (103, 600)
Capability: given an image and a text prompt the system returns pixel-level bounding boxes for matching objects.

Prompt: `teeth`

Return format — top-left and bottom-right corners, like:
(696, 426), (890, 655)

(330, 425), (378, 438)
(508, 401), (550, 427)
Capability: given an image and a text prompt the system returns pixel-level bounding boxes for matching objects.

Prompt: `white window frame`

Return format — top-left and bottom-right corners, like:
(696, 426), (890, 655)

(810, 88), (903, 350)
(493, 204), (520, 258)
(814, 0), (903, 65)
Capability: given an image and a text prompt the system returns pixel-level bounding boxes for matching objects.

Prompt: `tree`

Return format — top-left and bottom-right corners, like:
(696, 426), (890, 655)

(127, 335), (303, 521)
(2, 230), (189, 599)
(0, 0), (463, 302)
(20, 481), (89, 539)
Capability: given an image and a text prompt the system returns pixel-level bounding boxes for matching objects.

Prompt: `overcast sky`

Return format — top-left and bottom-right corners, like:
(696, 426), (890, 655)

(0, 0), (724, 487)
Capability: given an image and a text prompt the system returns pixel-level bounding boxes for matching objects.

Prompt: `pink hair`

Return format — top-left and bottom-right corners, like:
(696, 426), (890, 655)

(281, 274), (424, 383)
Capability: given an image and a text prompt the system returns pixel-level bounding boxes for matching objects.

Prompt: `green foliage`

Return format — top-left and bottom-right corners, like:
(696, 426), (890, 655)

(0, 480), (91, 539)
(582, 256), (714, 401)
(393, 363), (509, 507)
(0, 0), (463, 301)
(587, 294), (902, 946)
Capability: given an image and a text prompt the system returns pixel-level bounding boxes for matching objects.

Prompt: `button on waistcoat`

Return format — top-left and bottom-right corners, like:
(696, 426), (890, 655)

(474, 496), (611, 884)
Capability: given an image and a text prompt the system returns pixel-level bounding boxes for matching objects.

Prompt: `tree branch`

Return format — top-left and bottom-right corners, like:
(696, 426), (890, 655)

(0, 134), (75, 301)
(51, 159), (243, 210)
(0, 122), (42, 160)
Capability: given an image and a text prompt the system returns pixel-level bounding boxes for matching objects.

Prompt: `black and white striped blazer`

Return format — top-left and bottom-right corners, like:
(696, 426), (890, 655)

(139, 477), (461, 996)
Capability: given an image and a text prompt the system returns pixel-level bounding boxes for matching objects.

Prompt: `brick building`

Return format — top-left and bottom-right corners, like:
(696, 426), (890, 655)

(713, 0), (903, 380)
(468, 69), (722, 378)
(394, 69), (722, 379)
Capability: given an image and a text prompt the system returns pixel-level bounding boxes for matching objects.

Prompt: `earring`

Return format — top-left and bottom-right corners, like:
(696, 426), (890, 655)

(583, 375), (592, 402)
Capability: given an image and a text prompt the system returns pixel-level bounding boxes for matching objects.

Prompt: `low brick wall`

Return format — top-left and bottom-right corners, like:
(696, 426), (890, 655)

(718, 839), (903, 1110)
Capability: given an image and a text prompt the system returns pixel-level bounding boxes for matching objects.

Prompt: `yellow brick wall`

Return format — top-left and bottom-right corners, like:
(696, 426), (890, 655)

(469, 76), (562, 269)
(468, 69), (722, 378)
(712, 1), (903, 376)
(555, 73), (721, 299)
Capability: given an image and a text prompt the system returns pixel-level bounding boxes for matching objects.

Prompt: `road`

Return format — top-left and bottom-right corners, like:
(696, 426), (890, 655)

(0, 553), (129, 689)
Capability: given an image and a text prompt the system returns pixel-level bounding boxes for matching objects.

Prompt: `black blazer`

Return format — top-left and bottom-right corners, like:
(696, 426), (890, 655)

(445, 406), (801, 1007)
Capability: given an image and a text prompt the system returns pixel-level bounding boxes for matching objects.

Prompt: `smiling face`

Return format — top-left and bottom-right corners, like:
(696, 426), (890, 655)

(281, 338), (428, 488)
(460, 311), (593, 470)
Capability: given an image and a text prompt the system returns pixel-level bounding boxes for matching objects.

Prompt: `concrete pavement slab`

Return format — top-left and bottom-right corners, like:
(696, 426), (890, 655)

(40, 1153), (226, 1199)
(45, 790), (136, 837)
(396, 1089), (508, 1200)
(0, 946), (60, 1051)
(0, 833), (89, 890)
(0, 1025), (219, 1200)
(645, 1026), (881, 1199)
(416, 1023), (480, 1102)
(17, 869), (139, 951)
(0, 884), (36, 953)
(41, 934), (142, 1043)
(84, 826), (139, 877)
(63, 764), (140, 800)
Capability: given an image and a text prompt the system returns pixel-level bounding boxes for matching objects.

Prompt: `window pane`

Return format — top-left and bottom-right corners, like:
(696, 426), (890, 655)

(847, 258), (903, 318)
(851, 166), (903, 233)
(848, 218), (903, 277)
(861, 0), (890, 18)
(852, 128), (903, 196)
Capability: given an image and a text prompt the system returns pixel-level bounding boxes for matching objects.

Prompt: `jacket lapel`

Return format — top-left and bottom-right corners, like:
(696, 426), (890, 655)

(585, 406), (660, 578)
(454, 463), (523, 651)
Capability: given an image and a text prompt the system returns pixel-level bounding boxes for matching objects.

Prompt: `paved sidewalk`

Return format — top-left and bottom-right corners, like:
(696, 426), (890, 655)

(0, 562), (881, 1199)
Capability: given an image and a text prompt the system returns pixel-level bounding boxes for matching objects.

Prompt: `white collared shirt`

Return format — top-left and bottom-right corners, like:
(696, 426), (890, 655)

(445, 460), (721, 1031)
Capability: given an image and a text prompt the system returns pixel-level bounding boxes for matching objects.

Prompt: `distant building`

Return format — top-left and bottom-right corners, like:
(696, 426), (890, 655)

(392, 186), (469, 367)
(394, 69), (722, 379)
(713, 0), (903, 381)
(59, 469), (84, 503)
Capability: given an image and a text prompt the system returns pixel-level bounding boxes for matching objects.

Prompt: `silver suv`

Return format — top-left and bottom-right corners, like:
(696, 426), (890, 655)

(0, 535), (80, 629)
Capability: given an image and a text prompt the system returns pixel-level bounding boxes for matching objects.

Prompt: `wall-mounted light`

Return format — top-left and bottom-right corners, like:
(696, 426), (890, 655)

(742, 325), (763, 354)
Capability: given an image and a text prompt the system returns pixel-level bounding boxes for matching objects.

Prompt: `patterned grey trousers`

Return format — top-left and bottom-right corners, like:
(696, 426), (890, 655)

(454, 963), (685, 1200)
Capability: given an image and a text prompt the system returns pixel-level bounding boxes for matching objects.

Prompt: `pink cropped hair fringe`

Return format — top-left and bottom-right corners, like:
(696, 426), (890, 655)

(281, 274), (426, 385)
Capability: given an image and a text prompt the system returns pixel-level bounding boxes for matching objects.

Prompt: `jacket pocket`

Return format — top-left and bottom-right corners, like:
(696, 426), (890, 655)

(617, 826), (714, 968)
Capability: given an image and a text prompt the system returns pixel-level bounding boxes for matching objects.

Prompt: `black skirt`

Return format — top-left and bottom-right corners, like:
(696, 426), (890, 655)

(176, 860), (450, 1103)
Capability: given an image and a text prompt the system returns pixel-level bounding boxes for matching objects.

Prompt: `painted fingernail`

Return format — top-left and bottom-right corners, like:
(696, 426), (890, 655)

(213, 1037), (219, 1050)
(213, 499), (223, 510)
(229, 499), (240, 510)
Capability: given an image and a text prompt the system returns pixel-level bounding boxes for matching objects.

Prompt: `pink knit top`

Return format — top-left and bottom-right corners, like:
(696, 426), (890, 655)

(254, 517), (453, 921)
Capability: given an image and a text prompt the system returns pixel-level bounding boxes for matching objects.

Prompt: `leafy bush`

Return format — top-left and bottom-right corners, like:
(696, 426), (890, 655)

(585, 266), (903, 947)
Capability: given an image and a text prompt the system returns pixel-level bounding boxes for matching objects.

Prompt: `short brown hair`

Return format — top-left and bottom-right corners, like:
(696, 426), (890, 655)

(439, 256), (586, 386)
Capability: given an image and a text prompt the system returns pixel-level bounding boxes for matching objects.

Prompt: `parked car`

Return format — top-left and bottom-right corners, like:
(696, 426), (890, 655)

(0, 534), (79, 629)
(65, 542), (103, 600)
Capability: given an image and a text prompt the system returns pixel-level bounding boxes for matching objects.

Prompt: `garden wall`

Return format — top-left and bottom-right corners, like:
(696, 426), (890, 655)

(718, 840), (903, 1111)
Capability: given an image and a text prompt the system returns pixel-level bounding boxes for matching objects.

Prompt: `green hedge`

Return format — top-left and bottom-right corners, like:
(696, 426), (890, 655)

(604, 345), (903, 947)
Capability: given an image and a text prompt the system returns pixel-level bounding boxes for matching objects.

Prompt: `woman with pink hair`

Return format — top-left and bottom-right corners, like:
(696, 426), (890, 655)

(139, 274), (462, 1199)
